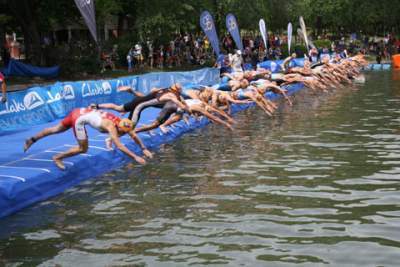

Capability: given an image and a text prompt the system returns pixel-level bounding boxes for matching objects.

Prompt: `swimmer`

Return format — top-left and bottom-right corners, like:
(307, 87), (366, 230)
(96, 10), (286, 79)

(160, 99), (235, 131)
(281, 53), (297, 73)
(96, 83), (190, 126)
(24, 108), (152, 169)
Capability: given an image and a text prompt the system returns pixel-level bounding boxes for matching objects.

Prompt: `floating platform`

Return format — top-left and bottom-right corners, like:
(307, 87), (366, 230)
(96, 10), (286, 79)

(362, 63), (391, 71)
(0, 68), (304, 218)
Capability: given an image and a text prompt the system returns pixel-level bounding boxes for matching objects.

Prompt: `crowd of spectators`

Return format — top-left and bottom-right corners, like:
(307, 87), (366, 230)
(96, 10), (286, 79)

(110, 32), (400, 72)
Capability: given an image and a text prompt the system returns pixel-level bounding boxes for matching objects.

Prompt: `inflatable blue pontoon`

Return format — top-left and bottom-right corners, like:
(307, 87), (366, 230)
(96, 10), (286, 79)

(0, 68), (304, 218)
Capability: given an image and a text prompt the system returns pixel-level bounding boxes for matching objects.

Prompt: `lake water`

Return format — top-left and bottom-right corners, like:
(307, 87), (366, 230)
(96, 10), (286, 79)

(1, 71), (400, 266)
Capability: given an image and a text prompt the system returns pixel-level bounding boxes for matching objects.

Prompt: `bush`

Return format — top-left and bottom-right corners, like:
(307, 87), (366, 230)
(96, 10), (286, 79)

(313, 39), (331, 49)
(293, 44), (308, 57)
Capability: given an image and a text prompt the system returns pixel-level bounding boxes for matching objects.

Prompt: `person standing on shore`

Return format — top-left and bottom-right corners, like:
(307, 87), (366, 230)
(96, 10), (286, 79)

(0, 71), (6, 103)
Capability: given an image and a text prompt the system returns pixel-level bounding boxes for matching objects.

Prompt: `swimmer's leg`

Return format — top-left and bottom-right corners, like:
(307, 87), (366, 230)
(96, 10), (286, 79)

(24, 123), (68, 152)
(52, 139), (88, 170)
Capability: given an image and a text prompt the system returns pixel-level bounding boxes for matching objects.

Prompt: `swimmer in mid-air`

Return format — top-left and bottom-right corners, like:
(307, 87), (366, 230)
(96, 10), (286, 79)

(24, 107), (152, 170)
(97, 83), (190, 125)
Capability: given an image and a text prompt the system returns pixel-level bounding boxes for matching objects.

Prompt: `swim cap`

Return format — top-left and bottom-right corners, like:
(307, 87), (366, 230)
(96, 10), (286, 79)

(170, 83), (182, 93)
(118, 118), (133, 133)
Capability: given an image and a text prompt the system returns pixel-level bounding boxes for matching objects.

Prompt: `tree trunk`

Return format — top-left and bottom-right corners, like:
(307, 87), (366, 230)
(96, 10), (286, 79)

(7, 0), (42, 65)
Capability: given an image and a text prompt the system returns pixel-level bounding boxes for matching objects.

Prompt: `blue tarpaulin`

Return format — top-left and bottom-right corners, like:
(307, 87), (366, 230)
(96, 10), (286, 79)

(2, 59), (60, 78)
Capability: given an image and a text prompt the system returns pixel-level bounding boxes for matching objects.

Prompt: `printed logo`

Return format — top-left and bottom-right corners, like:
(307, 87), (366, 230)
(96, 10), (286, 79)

(131, 78), (137, 90)
(228, 18), (237, 31)
(82, 82), (113, 98)
(78, 0), (91, 7)
(62, 85), (75, 100)
(23, 92), (45, 110)
(202, 15), (213, 31)
(102, 81), (112, 95)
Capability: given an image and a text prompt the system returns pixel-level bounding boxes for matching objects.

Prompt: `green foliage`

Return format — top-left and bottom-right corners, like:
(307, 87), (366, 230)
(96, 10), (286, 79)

(3, 0), (400, 66)
(293, 44), (308, 56)
(313, 39), (331, 49)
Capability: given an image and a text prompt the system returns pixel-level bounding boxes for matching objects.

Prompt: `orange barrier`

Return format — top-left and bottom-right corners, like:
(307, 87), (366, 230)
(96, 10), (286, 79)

(392, 54), (400, 69)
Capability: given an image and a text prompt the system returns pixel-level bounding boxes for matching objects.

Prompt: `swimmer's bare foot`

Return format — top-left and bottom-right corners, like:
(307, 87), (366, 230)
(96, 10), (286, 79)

(24, 137), (35, 152)
(117, 86), (132, 92)
(183, 115), (190, 125)
(160, 126), (168, 133)
(53, 156), (66, 170)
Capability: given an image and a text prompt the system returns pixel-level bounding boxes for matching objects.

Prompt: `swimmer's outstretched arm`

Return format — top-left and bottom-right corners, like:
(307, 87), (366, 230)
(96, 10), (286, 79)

(105, 123), (146, 165)
(226, 94), (251, 104)
(159, 113), (183, 132)
(98, 103), (125, 112)
(128, 130), (153, 159)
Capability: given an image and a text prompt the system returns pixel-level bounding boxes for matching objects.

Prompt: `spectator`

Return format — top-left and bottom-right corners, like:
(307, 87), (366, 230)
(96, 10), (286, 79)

(100, 50), (115, 73)
(231, 50), (243, 73)
(147, 40), (154, 69)
(0, 71), (6, 103)
(127, 47), (134, 72)
(133, 43), (143, 68)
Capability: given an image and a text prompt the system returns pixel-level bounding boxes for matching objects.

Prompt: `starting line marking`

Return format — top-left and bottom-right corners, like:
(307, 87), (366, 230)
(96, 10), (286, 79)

(22, 158), (74, 166)
(0, 165), (51, 173)
(0, 175), (26, 182)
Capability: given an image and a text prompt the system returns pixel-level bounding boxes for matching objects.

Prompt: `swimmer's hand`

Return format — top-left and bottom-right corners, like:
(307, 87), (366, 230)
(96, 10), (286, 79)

(89, 103), (99, 109)
(135, 156), (146, 165)
(143, 149), (153, 159)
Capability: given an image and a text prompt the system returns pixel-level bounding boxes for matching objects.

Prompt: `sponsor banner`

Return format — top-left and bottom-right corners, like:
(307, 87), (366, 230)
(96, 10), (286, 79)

(259, 19), (268, 49)
(0, 68), (219, 131)
(226, 13), (243, 51)
(0, 76), (138, 131)
(287, 22), (293, 54)
(137, 68), (219, 94)
(200, 11), (220, 57)
(74, 0), (98, 43)
(299, 16), (309, 52)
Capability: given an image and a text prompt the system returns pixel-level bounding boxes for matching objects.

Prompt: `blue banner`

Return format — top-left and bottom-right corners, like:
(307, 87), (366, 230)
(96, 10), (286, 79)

(259, 19), (268, 49)
(287, 22), (293, 54)
(226, 13), (243, 51)
(200, 11), (220, 57)
(0, 68), (219, 132)
(74, 0), (97, 43)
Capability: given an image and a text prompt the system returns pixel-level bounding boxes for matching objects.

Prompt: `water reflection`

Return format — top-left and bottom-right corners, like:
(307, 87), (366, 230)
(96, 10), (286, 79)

(1, 72), (400, 266)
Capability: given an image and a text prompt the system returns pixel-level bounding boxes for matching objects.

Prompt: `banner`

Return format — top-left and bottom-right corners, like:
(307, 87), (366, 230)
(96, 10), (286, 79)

(0, 68), (219, 131)
(258, 58), (305, 73)
(74, 0), (98, 43)
(287, 22), (293, 54)
(299, 16), (309, 52)
(259, 19), (268, 49)
(200, 11), (220, 57)
(226, 13), (243, 51)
